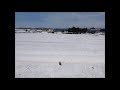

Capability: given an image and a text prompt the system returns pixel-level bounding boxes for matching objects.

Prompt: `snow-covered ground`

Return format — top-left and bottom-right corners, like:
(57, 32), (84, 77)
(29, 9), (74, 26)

(15, 33), (105, 78)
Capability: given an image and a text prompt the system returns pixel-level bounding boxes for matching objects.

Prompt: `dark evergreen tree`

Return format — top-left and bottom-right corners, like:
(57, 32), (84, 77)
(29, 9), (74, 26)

(67, 26), (88, 34)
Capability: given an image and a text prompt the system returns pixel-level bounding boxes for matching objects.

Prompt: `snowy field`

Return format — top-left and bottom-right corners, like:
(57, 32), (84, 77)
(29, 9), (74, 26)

(15, 33), (105, 78)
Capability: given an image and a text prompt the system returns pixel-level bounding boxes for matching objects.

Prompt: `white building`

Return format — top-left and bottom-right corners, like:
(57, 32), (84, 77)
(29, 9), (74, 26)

(36, 29), (43, 33)
(47, 29), (54, 33)
(15, 29), (26, 33)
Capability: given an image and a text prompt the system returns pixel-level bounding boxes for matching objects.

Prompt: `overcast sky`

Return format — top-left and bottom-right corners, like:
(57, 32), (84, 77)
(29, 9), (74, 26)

(15, 12), (105, 28)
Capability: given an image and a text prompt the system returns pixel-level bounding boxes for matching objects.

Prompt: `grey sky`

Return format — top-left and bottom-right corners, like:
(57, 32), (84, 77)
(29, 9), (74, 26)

(15, 12), (105, 28)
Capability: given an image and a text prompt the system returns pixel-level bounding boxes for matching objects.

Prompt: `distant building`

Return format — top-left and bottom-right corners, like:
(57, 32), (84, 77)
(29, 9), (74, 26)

(26, 29), (31, 32)
(15, 28), (26, 33)
(36, 29), (43, 33)
(87, 28), (100, 34)
(47, 29), (54, 33)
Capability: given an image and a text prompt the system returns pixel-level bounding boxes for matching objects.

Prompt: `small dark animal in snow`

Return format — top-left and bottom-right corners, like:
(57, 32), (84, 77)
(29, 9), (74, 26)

(59, 62), (62, 66)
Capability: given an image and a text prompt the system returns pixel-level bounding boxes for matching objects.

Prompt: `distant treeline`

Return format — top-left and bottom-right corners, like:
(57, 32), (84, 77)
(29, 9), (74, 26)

(66, 27), (105, 34)
(15, 27), (105, 34)
(68, 27), (87, 34)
